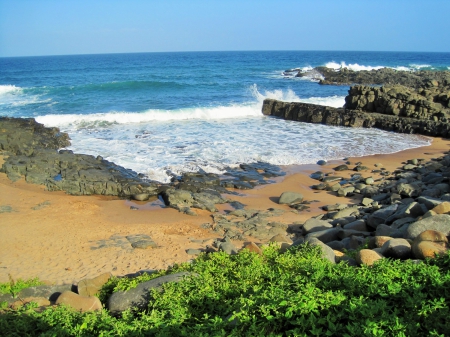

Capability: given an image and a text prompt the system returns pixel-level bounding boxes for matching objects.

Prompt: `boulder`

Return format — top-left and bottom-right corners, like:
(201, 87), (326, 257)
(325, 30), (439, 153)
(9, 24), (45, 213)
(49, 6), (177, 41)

(10, 296), (51, 310)
(369, 236), (393, 249)
(343, 219), (369, 232)
(415, 230), (448, 245)
(404, 214), (450, 240)
(367, 204), (398, 228)
(108, 272), (193, 315)
(332, 206), (359, 220)
(380, 238), (411, 259)
(305, 227), (341, 243)
(302, 218), (333, 234)
(242, 242), (262, 255)
(56, 291), (102, 312)
(77, 272), (112, 297)
(396, 183), (423, 198)
(355, 249), (384, 266)
(304, 237), (336, 264)
(412, 241), (448, 260)
(431, 201), (450, 214)
(278, 192), (304, 205)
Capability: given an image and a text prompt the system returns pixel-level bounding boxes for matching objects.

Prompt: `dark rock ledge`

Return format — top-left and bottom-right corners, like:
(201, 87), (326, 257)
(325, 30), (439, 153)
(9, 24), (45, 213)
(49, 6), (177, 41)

(0, 117), (284, 214)
(262, 98), (450, 138)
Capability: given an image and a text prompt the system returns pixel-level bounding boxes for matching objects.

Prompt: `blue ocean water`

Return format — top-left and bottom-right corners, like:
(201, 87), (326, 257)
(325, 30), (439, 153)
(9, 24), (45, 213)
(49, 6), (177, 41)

(1, 51), (449, 182)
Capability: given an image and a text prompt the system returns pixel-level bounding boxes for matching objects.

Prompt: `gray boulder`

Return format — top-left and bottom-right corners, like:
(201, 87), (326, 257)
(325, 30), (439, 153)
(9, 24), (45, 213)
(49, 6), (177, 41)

(302, 218), (333, 234)
(380, 238), (411, 259)
(367, 204), (398, 228)
(332, 206), (359, 220)
(278, 192), (304, 205)
(416, 196), (442, 210)
(404, 214), (450, 240)
(396, 182), (423, 197)
(304, 237), (336, 264)
(108, 272), (193, 315)
(305, 227), (341, 243)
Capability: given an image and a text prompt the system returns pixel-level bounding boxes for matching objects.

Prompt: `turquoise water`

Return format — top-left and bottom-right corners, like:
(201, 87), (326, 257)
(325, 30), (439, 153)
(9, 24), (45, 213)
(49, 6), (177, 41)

(1, 51), (449, 182)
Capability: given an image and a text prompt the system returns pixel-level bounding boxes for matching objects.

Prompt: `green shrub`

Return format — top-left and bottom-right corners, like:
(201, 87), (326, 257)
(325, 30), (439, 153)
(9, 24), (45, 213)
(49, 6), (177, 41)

(1, 245), (449, 336)
(0, 275), (43, 297)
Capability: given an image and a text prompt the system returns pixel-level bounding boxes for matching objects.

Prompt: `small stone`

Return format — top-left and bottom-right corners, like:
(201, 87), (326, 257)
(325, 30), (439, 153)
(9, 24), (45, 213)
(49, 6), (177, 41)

(132, 193), (150, 201)
(126, 234), (158, 249)
(333, 164), (349, 171)
(186, 249), (202, 255)
(361, 198), (374, 206)
(218, 240), (238, 255)
(365, 177), (375, 185)
(316, 160), (327, 166)
(56, 291), (102, 312)
(403, 164), (417, 170)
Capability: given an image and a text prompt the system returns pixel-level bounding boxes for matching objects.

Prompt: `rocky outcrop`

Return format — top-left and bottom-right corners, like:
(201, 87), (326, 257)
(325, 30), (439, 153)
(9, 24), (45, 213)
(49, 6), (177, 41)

(296, 67), (450, 88)
(0, 117), (71, 155)
(345, 84), (450, 122)
(0, 117), (161, 197)
(262, 98), (450, 137)
(0, 117), (285, 213)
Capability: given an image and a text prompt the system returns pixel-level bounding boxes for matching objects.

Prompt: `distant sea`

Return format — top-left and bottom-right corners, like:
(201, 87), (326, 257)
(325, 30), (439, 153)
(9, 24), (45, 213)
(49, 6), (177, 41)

(1, 51), (449, 182)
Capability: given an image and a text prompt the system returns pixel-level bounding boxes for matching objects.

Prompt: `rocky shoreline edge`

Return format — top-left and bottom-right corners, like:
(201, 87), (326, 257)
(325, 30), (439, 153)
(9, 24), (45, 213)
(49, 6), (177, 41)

(1, 67), (450, 314)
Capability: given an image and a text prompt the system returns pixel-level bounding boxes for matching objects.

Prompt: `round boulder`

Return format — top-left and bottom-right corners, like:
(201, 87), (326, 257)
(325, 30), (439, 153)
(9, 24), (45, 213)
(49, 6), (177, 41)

(355, 249), (384, 266)
(278, 191), (304, 205)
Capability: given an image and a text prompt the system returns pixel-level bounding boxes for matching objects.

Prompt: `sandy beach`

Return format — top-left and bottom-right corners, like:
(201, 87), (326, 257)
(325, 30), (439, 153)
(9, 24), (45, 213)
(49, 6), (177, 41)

(1, 137), (449, 285)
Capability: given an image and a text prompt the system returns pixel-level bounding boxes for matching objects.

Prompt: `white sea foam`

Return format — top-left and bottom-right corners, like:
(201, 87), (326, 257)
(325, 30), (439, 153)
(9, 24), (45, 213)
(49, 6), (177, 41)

(0, 84), (52, 109)
(298, 95), (345, 108)
(36, 104), (262, 129)
(325, 61), (385, 71)
(61, 116), (430, 183)
(0, 84), (21, 95)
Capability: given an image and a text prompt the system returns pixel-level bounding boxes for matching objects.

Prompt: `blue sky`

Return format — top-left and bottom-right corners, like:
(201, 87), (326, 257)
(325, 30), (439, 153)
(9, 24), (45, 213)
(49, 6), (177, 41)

(1, 0), (449, 57)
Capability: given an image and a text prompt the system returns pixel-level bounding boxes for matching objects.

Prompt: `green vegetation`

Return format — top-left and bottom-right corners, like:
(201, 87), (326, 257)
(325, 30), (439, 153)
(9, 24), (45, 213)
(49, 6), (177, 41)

(1, 244), (449, 336)
(0, 274), (43, 297)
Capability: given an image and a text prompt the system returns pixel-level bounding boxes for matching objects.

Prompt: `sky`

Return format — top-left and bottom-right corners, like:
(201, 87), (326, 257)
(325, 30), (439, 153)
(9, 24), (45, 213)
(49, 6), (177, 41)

(1, 0), (449, 57)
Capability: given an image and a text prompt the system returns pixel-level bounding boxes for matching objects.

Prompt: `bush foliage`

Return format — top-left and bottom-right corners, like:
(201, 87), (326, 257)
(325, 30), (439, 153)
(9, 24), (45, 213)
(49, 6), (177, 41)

(1, 244), (449, 336)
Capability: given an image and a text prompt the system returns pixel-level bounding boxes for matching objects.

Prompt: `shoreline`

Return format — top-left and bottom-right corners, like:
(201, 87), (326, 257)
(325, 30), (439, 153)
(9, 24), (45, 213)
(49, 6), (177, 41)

(1, 137), (449, 284)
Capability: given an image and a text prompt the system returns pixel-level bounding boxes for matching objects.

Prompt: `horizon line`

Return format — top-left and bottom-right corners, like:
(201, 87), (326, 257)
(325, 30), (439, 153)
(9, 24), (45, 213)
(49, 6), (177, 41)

(2, 49), (450, 59)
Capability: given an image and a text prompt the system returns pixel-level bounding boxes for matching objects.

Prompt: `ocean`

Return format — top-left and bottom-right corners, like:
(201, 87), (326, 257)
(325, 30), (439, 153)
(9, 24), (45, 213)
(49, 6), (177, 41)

(1, 50), (449, 182)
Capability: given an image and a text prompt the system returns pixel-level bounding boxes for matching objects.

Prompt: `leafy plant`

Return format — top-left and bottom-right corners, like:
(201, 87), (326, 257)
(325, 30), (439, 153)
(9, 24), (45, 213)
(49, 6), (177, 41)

(0, 274), (43, 298)
(1, 245), (449, 336)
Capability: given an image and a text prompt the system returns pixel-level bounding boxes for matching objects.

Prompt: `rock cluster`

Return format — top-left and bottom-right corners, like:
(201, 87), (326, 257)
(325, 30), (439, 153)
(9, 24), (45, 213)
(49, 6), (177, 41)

(296, 153), (450, 266)
(345, 84), (450, 122)
(160, 163), (284, 215)
(296, 67), (450, 88)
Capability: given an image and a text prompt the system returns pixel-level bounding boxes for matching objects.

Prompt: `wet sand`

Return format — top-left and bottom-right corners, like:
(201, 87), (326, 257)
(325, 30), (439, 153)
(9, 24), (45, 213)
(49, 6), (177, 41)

(0, 137), (449, 284)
